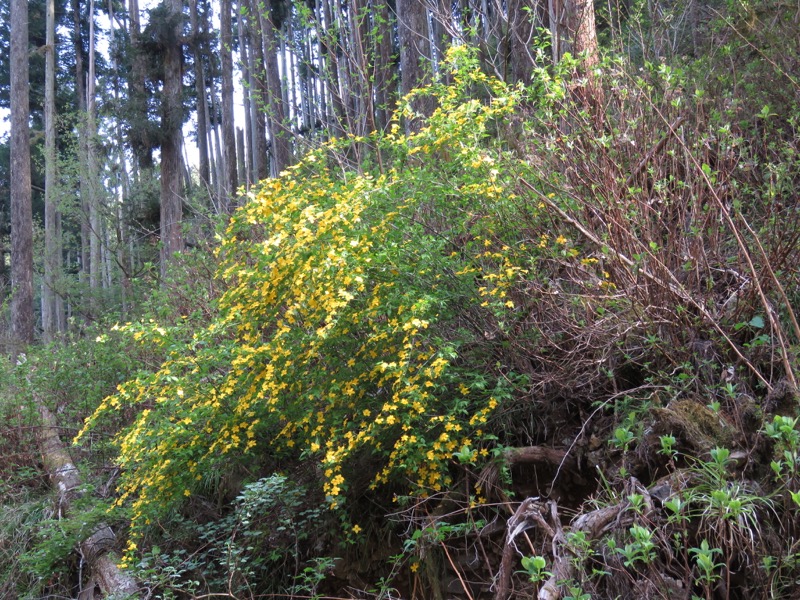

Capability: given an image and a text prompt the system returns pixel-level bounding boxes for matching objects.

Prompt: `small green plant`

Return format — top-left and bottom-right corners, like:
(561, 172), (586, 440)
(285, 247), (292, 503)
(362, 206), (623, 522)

(563, 584), (591, 600)
(627, 493), (646, 514)
(614, 524), (657, 568)
(291, 556), (336, 600)
(611, 426), (635, 450)
(520, 554), (551, 583)
(765, 416), (800, 486)
(690, 540), (723, 599)
(659, 434), (677, 459)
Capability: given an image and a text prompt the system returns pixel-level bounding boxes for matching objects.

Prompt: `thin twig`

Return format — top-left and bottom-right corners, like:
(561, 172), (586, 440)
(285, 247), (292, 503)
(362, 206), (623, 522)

(519, 177), (773, 390)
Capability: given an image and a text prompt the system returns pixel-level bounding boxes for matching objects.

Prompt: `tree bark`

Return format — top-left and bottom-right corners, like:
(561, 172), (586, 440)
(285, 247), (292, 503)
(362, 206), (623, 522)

(246, 0), (269, 180)
(160, 0), (185, 276)
(73, 0), (91, 297)
(88, 0), (102, 296)
(373, 0), (395, 131)
(237, 0), (254, 187)
(10, 0), (34, 351)
(258, 0), (292, 174)
(37, 402), (140, 598)
(236, 127), (246, 188)
(43, 0), (60, 342)
(508, 0), (542, 84)
(190, 0), (211, 187)
(220, 0), (238, 208)
(396, 0), (434, 132)
(129, 0), (154, 168)
(549, 0), (603, 120)
(319, 0), (347, 137)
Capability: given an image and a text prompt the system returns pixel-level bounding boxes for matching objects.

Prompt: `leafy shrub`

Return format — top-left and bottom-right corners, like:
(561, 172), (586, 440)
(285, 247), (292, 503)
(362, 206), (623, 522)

(76, 47), (532, 548)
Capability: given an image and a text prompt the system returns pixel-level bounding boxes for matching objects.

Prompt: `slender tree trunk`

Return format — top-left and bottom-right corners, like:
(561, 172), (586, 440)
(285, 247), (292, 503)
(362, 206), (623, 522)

(55, 212), (66, 332)
(351, 0), (374, 136)
(374, 0), (395, 131)
(259, 0), (292, 173)
(430, 0), (452, 77)
(331, 0), (357, 135)
(129, 0), (154, 168)
(220, 0), (238, 208)
(247, 0), (269, 179)
(10, 0), (34, 350)
(236, 127), (246, 187)
(88, 0), (102, 295)
(209, 80), (224, 205)
(508, 0), (541, 84)
(396, 0), (434, 132)
(320, 0), (347, 137)
(160, 0), (185, 276)
(71, 0), (91, 296)
(549, 0), (603, 119)
(111, 0), (130, 319)
(43, 0), (59, 342)
(190, 0), (211, 186)
(237, 2), (254, 187)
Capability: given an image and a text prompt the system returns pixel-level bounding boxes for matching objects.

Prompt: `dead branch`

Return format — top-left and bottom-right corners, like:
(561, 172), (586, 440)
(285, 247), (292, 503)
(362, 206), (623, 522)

(503, 446), (574, 468)
(494, 497), (548, 600)
(36, 401), (140, 598)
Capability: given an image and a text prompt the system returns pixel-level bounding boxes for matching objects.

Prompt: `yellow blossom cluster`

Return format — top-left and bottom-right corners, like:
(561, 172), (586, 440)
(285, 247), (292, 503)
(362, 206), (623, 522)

(76, 47), (526, 545)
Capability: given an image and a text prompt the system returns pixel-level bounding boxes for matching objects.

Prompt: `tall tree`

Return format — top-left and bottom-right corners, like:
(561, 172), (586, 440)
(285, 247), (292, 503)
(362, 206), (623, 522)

(245, 0), (269, 180)
(10, 0), (34, 348)
(189, 0), (211, 187)
(396, 0), (434, 132)
(318, 0), (347, 137)
(373, 0), (396, 131)
(257, 0), (292, 174)
(71, 0), (93, 293)
(160, 0), (185, 275)
(43, 0), (61, 340)
(236, 0), (254, 187)
(129, 0), (156, 168)
(88, 0), (102, 295)
(549, 0), (602, 117)
(549, 0), (599, 68)
(507, 0), (542, 84)
(220, 0), (238, 206)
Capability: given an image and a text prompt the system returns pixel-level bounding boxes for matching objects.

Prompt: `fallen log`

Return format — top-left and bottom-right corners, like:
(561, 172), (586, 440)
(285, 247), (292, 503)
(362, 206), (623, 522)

(37, 402), (140, 599)
(493, 481), (648, 600)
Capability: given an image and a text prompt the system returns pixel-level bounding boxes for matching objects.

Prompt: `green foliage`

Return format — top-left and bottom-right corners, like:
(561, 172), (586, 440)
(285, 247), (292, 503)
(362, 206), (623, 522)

(690, 540), (724, 592)
(77, 46), (528, 551)
(19, 493), (114, 582)
(614, 524), (657, 567)
(132, 474), (327, 597)
(519, 554), (550, 583)
(0, 496), (51, 598)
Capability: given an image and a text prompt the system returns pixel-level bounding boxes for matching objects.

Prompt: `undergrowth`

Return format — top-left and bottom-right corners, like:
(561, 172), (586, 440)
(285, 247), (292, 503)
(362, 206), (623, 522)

(4, 2), (800, 597)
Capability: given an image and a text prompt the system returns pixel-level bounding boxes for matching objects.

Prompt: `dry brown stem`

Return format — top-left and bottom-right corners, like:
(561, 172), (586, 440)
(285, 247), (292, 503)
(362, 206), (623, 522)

(519, 176), (773, 391)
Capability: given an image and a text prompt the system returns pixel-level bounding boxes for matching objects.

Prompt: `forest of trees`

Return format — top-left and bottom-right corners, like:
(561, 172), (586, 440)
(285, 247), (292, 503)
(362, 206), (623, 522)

(1, 0), (800, 598)
(1, 0), (602, 349)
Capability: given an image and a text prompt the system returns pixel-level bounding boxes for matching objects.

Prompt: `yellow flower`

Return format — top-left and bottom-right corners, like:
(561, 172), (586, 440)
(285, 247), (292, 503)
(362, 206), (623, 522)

(352, 524), (362, 534)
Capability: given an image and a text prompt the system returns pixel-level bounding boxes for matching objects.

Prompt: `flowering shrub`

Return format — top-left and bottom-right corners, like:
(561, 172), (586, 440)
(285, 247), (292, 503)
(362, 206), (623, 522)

(75, 48), (538, 545)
